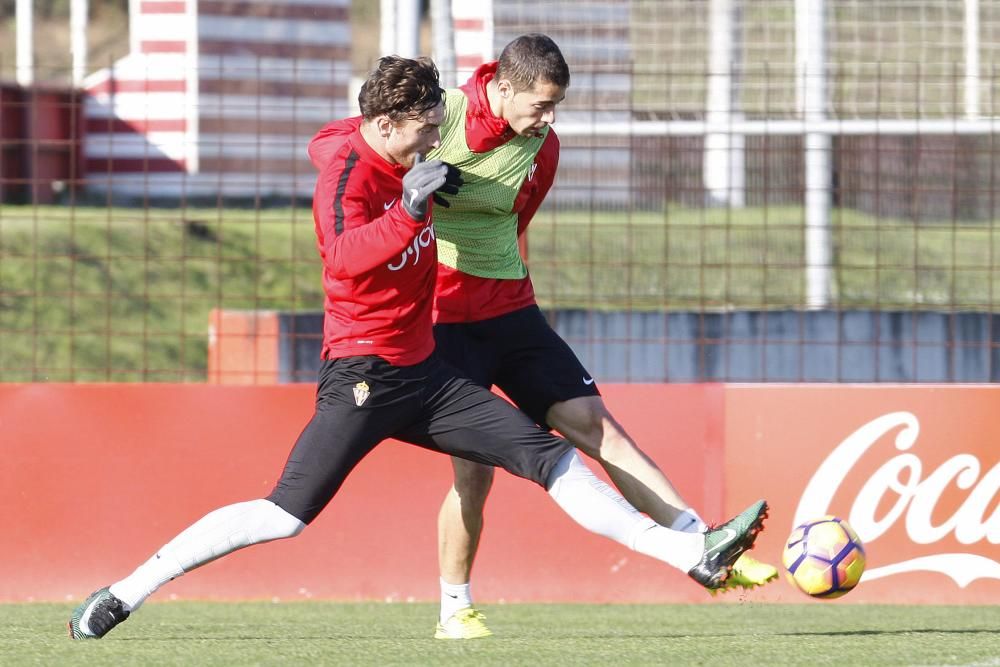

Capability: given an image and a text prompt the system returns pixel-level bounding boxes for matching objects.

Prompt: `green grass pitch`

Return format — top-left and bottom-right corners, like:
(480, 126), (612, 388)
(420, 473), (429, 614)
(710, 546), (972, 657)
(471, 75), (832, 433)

(7, 601), (1000, 665)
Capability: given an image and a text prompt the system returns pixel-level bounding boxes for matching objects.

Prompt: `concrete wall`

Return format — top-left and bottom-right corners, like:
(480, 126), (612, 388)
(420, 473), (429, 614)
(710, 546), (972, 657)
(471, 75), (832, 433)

(270, 309), (1000, 384)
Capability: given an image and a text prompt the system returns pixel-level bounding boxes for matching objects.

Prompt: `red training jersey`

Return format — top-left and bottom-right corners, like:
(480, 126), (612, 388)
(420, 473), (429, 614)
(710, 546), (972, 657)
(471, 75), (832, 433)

(308, 122), (437, 366)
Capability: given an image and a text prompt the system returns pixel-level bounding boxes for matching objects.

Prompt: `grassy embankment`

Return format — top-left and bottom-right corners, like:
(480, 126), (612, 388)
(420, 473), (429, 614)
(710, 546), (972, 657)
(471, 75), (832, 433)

(1, 204), (996, 381)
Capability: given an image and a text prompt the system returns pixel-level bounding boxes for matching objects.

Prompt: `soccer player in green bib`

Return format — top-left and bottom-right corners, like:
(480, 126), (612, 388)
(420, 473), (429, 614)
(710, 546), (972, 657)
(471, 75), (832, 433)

(427, 34), (778, 639)
(308, 34), (778, 640)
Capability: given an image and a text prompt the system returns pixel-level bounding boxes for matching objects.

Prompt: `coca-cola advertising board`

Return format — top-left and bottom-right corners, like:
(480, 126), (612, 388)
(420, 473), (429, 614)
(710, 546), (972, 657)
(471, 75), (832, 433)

(726, 385), (1000, 603)
(1, 383), (997, 603)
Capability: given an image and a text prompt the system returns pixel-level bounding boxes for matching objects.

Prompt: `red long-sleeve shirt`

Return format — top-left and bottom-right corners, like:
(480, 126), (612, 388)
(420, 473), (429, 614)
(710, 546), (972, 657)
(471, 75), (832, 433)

(309, 124), (437, 366)
(308, 61), (559, 325)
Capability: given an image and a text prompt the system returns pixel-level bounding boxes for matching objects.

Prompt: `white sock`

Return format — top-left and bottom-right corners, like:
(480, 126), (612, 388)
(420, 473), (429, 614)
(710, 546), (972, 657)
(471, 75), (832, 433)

(632, 523), (703, 572)
(439, 578), (473, 624)
(109, 499), (305, 611)
(546, 450), (704, 573)
(109, 551), (184, 612)
(670, 509), (709, 533)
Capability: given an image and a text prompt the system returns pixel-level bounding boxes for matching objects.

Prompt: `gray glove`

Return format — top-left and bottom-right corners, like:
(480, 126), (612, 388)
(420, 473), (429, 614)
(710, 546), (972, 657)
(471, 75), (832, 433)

(401, 156), (463, 220)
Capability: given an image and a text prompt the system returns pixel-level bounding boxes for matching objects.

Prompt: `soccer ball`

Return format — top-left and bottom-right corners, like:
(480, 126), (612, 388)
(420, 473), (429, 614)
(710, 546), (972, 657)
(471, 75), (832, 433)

(782, 515), (866, 599)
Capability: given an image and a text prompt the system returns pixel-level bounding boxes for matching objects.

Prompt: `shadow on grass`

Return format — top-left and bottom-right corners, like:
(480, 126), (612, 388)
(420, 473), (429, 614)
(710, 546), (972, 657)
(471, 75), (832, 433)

(775, 628), (999, 638)
(110, 627), (999, 642)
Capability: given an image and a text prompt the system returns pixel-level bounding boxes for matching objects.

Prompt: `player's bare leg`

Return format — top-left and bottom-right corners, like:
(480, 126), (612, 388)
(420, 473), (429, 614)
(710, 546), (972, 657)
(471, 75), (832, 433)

(439, 458), (493, 585)
(435, 457), (494, 639)
(546, 395), (692, 527)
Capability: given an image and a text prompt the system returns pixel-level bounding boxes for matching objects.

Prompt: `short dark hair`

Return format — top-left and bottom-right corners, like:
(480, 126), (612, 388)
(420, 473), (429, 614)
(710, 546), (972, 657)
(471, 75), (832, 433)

(496, 34), (570, 92)
(358, 56), (444, 122)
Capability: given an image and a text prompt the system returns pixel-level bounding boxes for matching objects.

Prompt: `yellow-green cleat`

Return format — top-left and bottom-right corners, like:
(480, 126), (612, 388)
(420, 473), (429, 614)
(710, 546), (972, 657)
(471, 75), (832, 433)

(434, 607), (493, 640)
(709, 553), (779, 596)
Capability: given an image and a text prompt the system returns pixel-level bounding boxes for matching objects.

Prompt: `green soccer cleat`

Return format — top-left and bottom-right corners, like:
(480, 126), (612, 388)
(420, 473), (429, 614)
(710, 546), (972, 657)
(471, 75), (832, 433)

(709, 552), (779, 596)
(434, 607), (493, 640)
(68, 587), (130, 639)
(688, 499), (769, 591)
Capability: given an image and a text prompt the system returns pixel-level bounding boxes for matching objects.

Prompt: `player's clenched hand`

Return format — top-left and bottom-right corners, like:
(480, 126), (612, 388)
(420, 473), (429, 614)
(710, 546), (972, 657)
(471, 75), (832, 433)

(432, 162), (462, 209)
(401, 157), (463, 220)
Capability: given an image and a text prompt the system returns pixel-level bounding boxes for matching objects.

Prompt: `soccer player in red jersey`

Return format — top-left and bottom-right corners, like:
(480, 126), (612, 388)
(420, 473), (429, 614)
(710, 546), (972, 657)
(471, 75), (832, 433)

(69, 56), (767, 641)
(312, 35), (778, 639)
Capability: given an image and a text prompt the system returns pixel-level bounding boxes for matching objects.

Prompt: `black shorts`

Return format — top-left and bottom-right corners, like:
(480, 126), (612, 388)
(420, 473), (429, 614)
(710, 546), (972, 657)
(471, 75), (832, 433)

(266, 354), (572, 524)
(433, 305), (600, 428)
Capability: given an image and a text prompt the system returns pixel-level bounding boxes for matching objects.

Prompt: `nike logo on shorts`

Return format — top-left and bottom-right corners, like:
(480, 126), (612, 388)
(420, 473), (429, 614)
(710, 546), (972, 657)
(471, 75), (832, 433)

(384, 198), (397, 210)
(582, 377), (596, 385)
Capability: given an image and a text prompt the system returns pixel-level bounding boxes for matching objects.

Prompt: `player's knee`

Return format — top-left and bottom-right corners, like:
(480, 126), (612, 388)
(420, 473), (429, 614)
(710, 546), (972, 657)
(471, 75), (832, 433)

(252, 499), (306, 541)
(572, 409), (635, 463)
(551, 398), (618, 458)
(452, 463), (494, 507)
(597, 424), (635, 459)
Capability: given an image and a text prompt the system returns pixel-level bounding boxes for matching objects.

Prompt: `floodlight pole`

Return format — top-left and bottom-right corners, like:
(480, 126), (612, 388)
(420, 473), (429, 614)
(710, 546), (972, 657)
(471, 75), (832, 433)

(965, 0), (980, 118)
(16, 0), (34, 86)
(380, 0), (396, 56)
(797, 0), (832, 309)
(71, 0), (89, 87)
(381, 0), (421, 58)
(431, 0), (457, 88)
(703, 0), (745, 207)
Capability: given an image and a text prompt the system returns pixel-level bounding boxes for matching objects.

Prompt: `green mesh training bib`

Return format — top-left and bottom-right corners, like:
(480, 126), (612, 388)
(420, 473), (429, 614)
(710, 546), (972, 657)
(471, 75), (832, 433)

(428, 90), (548, 279)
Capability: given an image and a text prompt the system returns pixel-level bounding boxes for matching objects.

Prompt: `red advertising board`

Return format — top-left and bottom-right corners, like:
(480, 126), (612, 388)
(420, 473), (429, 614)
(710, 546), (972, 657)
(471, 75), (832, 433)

(0, 383), (720, 604)
(1, 383), (997, 604)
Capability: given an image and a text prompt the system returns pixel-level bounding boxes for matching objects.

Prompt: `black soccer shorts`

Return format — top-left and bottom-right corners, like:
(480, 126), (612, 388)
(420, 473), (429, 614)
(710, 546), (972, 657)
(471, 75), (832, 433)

(266, 353), (572, 524)
(433, 305), (601, 428)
